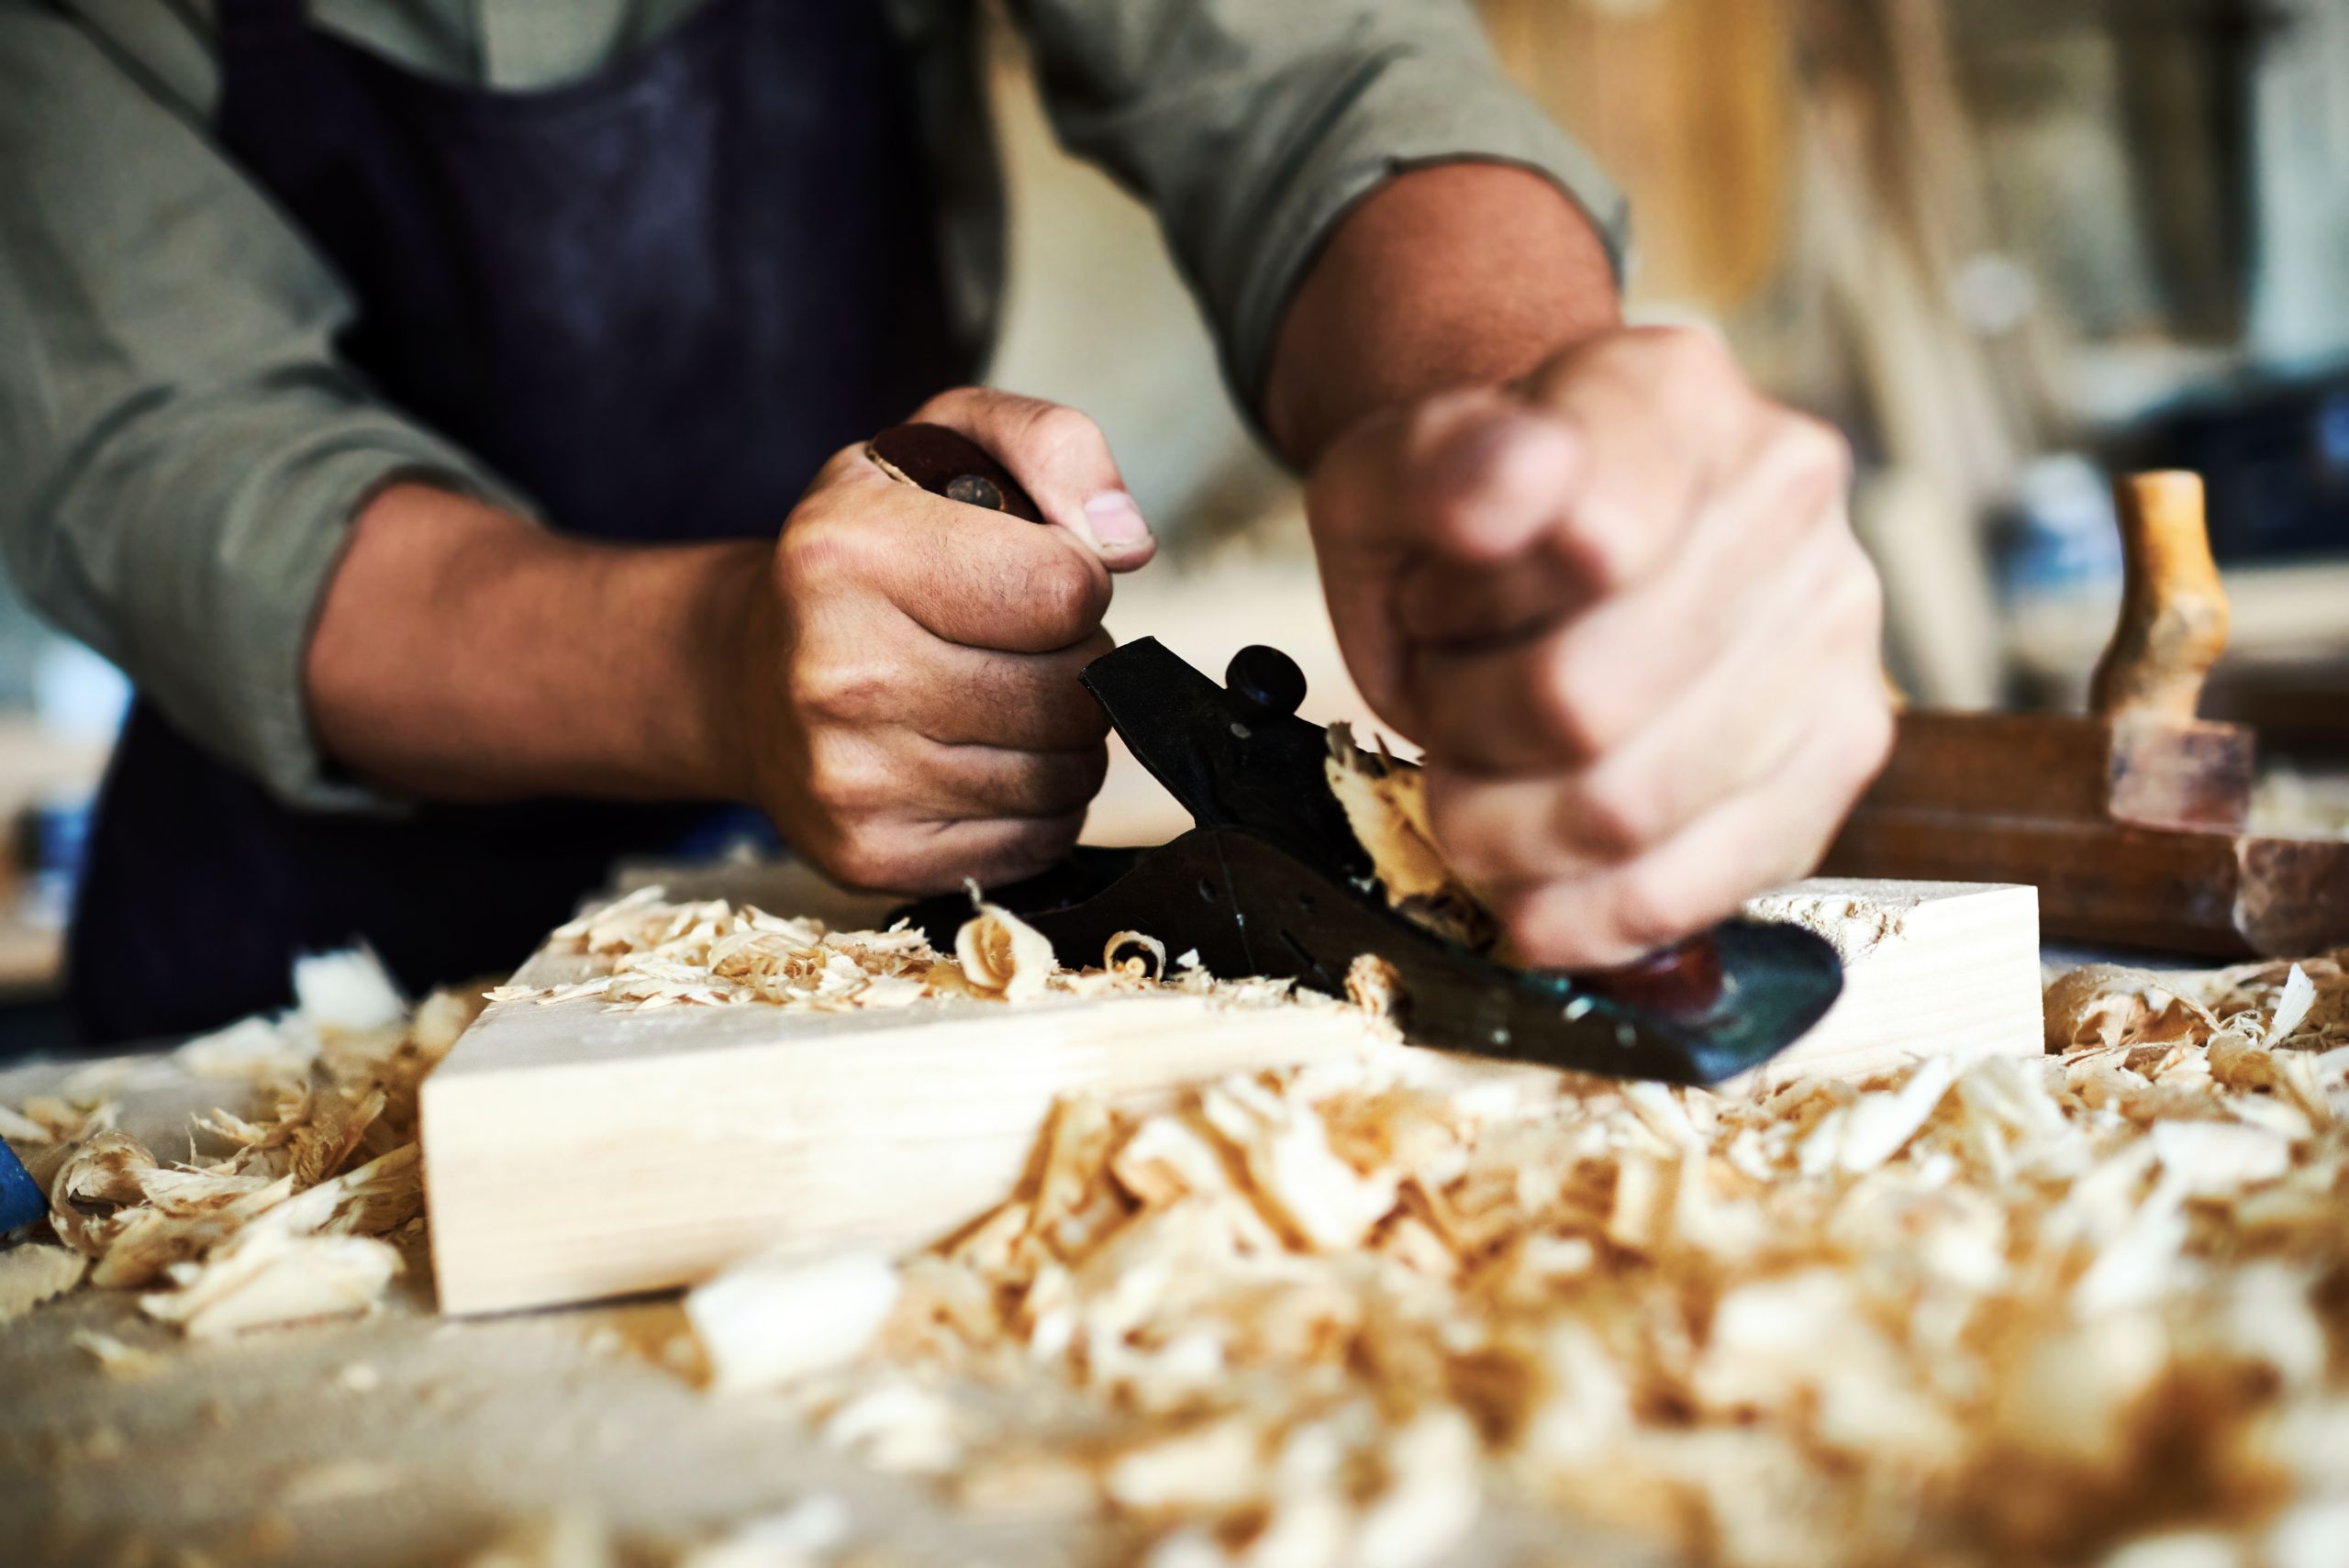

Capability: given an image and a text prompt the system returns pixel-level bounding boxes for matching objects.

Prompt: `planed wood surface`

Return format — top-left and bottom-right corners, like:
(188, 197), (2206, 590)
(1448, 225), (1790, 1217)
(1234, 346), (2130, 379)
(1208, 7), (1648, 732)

(422, 973), (1392, 1317)
(1736, 880), (2042, 1089)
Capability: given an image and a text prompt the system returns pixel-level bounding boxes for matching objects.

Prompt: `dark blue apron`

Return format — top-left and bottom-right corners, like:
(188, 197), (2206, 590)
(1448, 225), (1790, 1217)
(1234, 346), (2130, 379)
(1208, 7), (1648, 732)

(67, 0), (974, 1042)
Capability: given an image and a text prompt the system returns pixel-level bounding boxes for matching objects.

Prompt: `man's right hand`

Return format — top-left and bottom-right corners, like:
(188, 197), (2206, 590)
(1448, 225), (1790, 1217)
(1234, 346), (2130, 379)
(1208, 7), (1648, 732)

(724, 388), (1156, 893)
(307, 390), (1151, 895)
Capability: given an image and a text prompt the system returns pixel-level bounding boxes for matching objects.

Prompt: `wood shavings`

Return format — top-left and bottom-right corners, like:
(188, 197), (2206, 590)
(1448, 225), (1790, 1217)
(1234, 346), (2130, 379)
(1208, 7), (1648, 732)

(293, 946), (409, 1032)
(956, 900), (1055, 1004)
(2266, 963), (2319, 1043)
(1104, 929), (1168, 980)
(488, 889), (1308, 1024)
(0, 1240), (86, 1321)
(665, 944), (2349, 1568)
(675, 1496), (852, 1568)
(687, 1251), (901, 1394)
(8, 948), (473, 1335)
(47, 1130), (159, 1256)
(139, 1221), (401, 1338)
(279, 1456), (405, 1507)
(1342, 952), (1402, 1018)
(1323, 725), (1496, 951)
(462, 1510), (613, 1568)
(177, 1016), (317, 1085)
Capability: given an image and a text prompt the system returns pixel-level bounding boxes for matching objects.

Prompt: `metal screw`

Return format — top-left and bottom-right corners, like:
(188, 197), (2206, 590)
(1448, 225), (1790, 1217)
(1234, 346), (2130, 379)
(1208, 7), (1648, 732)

(944, 473), (1006, 511)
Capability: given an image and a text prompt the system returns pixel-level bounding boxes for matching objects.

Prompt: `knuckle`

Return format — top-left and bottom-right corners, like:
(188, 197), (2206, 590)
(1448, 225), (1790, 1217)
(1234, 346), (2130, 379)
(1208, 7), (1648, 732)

(1821, 543), (1887, 639)
(1020, 552), (1109, 646)
(1548, 505), (1631, 595)
(1607, 866), (1695, 951)
(824, 832), (910, 893)
(1559, 773), (1649, 861)
(1791, 417), (1855, 490)
(910, 384), (985, 424)
(1645, 323), (1734, 380)
(1018, 402), (1106, 465)
(1002, 817), (1084, 877)
(801, 738), (883, 817)
(788, 653), (888, 724)
(1420, 781), (1493, 876)
(1053, 689), (1113, 747)
(1534, 647), (1616, 762)
(776, 515), (870, 592)
(1841, 700), (1897, 786)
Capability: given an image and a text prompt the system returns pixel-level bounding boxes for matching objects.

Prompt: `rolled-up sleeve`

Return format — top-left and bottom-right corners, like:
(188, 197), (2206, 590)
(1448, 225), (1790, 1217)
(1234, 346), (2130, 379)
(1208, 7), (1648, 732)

(0, 6), (532, 810)
(1010, 0), (1629, 419)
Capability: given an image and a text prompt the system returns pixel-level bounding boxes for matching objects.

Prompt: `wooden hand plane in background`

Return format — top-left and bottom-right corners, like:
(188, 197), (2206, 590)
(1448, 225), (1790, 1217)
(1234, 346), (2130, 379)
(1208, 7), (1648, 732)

(1822, 472), (2349, 958)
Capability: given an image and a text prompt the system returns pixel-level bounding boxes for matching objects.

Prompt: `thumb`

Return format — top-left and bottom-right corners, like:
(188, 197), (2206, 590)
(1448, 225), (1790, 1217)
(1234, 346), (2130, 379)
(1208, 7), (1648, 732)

(910, 388), (1157, 573)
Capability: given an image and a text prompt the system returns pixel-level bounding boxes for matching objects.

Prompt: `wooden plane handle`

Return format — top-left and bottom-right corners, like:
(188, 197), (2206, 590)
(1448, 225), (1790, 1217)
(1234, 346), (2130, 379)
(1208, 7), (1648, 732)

(2087, 471), (2228, 722)
(866, 423), (1045, 524)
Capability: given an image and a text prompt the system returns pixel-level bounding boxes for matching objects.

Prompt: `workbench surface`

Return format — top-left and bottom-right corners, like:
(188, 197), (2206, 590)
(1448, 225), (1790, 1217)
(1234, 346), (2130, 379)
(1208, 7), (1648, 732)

(10, 912), (2348, 1568)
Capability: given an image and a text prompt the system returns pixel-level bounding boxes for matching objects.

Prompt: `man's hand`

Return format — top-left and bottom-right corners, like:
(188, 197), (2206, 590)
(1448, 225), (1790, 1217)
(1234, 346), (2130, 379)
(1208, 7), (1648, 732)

(728, 388), (1155, 892)
(308, 390), (1151, 895)
(1306, 326), (1892, 968)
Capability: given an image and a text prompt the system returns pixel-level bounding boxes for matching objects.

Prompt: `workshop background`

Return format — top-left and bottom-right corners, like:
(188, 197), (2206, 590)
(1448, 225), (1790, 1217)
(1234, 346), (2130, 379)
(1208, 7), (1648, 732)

(2, 0), (2346, 1045)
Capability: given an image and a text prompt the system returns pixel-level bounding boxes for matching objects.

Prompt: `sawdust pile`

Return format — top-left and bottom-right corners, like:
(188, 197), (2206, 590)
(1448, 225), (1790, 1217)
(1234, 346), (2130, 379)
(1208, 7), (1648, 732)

(696, 952), (2349, 1568)
(2, 952), (485, 1336)
(484, 885), (1297, 1014)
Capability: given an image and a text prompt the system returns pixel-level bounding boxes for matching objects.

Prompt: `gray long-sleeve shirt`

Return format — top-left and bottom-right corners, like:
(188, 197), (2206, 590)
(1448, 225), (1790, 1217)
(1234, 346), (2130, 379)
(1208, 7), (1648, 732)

(0, 0), (1623, 809)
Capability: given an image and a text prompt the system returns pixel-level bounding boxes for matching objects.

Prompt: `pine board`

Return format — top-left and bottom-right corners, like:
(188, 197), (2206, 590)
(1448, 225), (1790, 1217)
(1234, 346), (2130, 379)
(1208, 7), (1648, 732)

(1739, 879), (2043, 1089)
(420, 970), (1389, 1317)
(421, 877), (2043, 1317)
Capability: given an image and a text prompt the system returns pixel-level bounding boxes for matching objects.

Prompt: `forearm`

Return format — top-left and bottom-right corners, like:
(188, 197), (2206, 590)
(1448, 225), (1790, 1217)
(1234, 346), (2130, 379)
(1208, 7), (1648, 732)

(305, 484), (763, 804)
(1263, 162), (1623, 468)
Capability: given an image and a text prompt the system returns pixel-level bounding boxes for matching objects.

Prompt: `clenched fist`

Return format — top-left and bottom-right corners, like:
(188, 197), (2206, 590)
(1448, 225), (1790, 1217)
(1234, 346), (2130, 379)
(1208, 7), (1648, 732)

(729, 388), (1155, 892)
(1307, 326), (1892, 968)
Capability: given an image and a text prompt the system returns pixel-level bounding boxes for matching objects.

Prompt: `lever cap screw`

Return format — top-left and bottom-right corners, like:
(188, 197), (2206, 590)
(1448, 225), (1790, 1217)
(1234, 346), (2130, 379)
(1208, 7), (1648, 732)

(1225, 645), (1307, 718)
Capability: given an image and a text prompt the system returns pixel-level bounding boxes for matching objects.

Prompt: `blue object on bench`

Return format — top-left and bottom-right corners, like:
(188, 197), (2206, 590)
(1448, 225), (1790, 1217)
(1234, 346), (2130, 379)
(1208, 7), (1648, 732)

(0, 1136), (44, 1233)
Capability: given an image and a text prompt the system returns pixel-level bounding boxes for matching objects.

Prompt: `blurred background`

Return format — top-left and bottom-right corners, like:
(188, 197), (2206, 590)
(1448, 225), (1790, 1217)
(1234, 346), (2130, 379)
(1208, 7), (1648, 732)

(3, 0), (2346, 1032)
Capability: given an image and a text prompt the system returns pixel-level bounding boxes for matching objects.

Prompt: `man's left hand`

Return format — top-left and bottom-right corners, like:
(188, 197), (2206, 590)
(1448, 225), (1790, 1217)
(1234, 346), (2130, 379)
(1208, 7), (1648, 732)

(1306, 325), (1894, 969)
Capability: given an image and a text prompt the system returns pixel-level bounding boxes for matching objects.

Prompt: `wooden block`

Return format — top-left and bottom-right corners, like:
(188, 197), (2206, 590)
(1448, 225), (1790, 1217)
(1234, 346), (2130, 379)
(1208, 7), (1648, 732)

(1734, 879), (2043, 1090)
(424, 874), (2046, 1314)
(419, 954), (1388, 1317)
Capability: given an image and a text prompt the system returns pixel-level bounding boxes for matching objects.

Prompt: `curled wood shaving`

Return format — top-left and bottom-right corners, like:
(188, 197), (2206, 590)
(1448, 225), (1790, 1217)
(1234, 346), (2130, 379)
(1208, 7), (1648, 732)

(1323, 724), (1495, 951)
(687, 1250), (901, 1395)
(957, 901), (1055, 1004)
(139, 1219), (401, 1339)
(1105, 929), (1168, 981)
(0, 1242), (87, 1322)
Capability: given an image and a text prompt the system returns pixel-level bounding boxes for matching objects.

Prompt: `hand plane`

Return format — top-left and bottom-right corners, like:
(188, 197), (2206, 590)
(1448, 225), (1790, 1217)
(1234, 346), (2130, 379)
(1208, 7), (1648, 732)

(871, 424), (1843, 1085)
